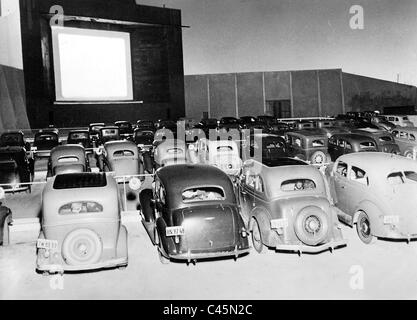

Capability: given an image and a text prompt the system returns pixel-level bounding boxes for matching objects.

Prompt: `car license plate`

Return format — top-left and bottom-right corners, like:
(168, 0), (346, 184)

(271, 218), (288, 229)
(383, 215), (399, 225)
(37, 239), (58, 250)
(166, 226), (185, 237)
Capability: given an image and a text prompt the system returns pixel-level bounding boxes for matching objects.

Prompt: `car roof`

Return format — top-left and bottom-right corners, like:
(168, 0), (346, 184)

(262, 157), (308, 167)
(104, 140), (138, 153)
(336, 152), (417, 173)
(53, 173), (107, 190)
(331, 133), (376, 142)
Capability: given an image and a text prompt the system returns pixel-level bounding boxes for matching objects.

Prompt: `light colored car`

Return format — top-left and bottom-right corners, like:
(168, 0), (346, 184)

(327, 152), (417, 243)
(239, 158), (346, 254)
(99, 140), (143, 179)
(153, 139), (188, 169)
(36, 173), (128, 273)
(286, 130), (330, 165)
(188, 138), (242, 176)
(47, 145), (89, 177)
(384, 115), (414, 128)
(391, 127), (417, 158)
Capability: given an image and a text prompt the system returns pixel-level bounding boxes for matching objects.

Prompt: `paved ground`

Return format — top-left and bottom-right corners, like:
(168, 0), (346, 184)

(1, 158), (417, 299)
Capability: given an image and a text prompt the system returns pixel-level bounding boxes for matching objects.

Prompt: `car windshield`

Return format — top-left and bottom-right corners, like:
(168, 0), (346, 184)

(1, 134), (22, 145)
(113, 150), (135, 157)
(70, 132), (88, 140)
(182, 187), (225, 202)
(280, 179), (316, 191)
(35, 134), (57, 142)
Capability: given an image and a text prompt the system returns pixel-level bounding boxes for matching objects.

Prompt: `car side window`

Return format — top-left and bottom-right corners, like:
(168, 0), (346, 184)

(245, 174), (263, 193)
(350, 166), (368, 186)
(410, 134), (416, 141)
(335, 161), (348, 177)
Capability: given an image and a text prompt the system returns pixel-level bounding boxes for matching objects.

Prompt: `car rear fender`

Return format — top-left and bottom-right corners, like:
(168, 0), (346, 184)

(156, 217), (175, 255)
(249, 208), (273, 246)
(353, 201), (384, 233)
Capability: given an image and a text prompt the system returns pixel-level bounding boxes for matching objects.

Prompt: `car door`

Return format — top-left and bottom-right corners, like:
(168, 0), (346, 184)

(331, 160), (350, 214)
(342, 165), (369, 215)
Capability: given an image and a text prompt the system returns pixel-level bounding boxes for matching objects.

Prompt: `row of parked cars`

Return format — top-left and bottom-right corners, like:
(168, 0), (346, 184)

(2, 111), (417, 274)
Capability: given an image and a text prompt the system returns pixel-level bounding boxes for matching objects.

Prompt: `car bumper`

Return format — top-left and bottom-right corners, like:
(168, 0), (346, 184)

(169, 246), (250, 262)
(36, 257), (128, 274)
(275, 239), (347, 254)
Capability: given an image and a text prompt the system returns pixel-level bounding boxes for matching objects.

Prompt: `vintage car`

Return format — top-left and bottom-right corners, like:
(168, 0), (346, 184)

(98, 126), (120, 145)
(314, 120), (350, 138)
(33, 131), (60, 158)
(391, 127), (417, 158)
(385, 115), (414, 128)
(139, 164), (250, 263)
(155, 120), (178, 137)
(153, 139), (188, 169)
(286, 130), (330, 165)
(188, 138), (242, 177)
(369, 116), (396, 131)
(219, 117), (241, 132)
(193, 118), (219, 138)
(0, 147), (34, 193)
(67, 130), (91, 149)
(239, 158), (346, 254)
(89, 123), (105, 146)
(47, 145), (89, 177)
(134, 128), (154, 149)
(351, 128), (399, 154)
(136, 120), (156, 132)
(0, 131), (31, 151)
(328, 133), (378, 162)
(36, 173), (128, 273)
(115, 121), (134, 140)
(327, 152), (417, 243)
(242, 133), (287, 162)
(98, 140), (143, 180)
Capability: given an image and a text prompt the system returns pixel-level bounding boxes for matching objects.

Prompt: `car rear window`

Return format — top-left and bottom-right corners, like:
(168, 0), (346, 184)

(217, 146), (233, 152)
(360, 142), (375, 148)
(53, 173), (107, 189)
(281, 179), (316, 191)
(312, 140), (324, 147)
(167, 148), (183, 154)
(182, 187), (225, 202)
(113, 150), (134, 157)
(59, 201), (103, 215)
(379, 136), (393, 142)
(70, 132), (88, 140)
(102, 129), (118, 135)
(58, 156), (79, 163)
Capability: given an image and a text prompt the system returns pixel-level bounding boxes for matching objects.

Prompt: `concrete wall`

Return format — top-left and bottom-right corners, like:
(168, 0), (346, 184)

(184, 69), (416, 120)
(343, 72), (416, 113)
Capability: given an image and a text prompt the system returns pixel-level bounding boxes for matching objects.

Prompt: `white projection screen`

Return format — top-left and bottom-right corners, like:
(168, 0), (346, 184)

(52, 26), (134, 102)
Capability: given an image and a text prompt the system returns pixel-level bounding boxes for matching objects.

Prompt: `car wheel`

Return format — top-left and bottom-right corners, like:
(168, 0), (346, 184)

(251, 218), (266, 254)
(310, 151), (327, 164)
(356, 211), (375, 244)
(404, 150), (414, 159)
(294, 206), (329, 246)
(62, 229), (102, 266)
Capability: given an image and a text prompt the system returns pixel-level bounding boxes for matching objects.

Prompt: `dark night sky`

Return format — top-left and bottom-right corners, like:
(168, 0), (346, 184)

(137, 0), (417, 85)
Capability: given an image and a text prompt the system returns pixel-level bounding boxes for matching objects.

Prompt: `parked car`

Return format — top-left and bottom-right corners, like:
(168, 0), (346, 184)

(36, 173), (128, 273)
(67, 130), (91, 149)
(33, 131), (60, 158)
(193, 118), (219, 138)
(369, 116), (396, 131)
(0, 191), (11, 246)
(115, 121), (134, 140)
(314, 120), (350, 138)
(98, 126), (120, 145)
(327, 152), (417, 243)
(188, 138), (242, 177)
(134, 128), (154, 149)
(242, 133), (287, 162)
(219, 117), (241, 132)
(47, 145), (89, 177)
(153, 139), (188, 169)
(89, 123), (105, 147)
(155, 120), (177, 135)
(239, 158), (346, 253)
(286, 130), (330, 165)
(98, 141), (143, 181)
(351, 128), (399, 154)
(0, 131), (31, 151)
(328, 133), (378, 162)
(385, 115), (414, 128)
(0, 147), (34, 193)
(139, 164), (250, 263)
(391, 127), (417, 158)
(136, 120), (156, 132)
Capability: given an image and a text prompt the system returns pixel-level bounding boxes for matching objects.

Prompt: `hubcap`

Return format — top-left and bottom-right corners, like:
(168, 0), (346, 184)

(305, 215), (321, 234)
(360, 217), (370, 237)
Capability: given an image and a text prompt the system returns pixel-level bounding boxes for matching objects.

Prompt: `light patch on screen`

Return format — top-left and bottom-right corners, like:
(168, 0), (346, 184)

(52, 27), (133, 102)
